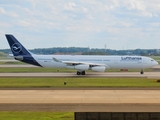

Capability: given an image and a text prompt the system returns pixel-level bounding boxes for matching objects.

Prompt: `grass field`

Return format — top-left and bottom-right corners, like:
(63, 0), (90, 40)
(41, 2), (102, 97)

(150, 56), (160, 60)
(0, 67), (153, 73)
(0, 77), (159, 88)
(0, 67), (77, 73)
(0, 112), (73, 120)
(0, 61), (25, 65)
(0, 53), (7, 59)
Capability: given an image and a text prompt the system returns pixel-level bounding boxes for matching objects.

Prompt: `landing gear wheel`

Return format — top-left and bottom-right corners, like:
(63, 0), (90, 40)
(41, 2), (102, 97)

(140, 69), (144, 74)
(77, 71), (81, 75)
(82, 71), (85, 75)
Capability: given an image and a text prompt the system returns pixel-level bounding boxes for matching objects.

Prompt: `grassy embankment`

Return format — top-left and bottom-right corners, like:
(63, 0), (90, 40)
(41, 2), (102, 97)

(0, 52), (8, 60)
(0, 67), (153, 73)
(0, 112), (73, 120)
(0, 77), (159, 88)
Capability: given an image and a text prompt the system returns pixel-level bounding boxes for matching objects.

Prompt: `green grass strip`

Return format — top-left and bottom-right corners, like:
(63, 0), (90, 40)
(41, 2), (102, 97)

(0, 112), (73, 120)
(0, 67), (152, 73)
(0, 77), (160, 88)
(0, 68), (77, 73)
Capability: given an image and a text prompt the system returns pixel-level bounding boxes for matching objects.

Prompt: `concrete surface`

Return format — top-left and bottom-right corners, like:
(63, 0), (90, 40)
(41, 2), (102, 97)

(0, 90), (160, 112)
(0, 72), (160, 78)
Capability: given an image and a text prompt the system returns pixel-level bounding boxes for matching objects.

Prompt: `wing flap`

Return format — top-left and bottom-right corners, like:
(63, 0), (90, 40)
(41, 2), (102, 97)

(63, 61), (106, 67)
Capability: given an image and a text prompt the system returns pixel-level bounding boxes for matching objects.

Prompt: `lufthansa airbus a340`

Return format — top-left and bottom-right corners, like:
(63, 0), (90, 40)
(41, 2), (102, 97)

(5, 34), (158, 75)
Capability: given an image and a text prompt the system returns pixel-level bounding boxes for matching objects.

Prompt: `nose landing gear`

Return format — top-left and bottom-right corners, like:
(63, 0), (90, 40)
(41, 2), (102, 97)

(140, 69), (144, 74)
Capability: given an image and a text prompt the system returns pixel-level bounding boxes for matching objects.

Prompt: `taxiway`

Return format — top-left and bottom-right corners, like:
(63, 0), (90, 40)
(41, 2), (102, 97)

(0, 72), (160, 78)
(0, 90), (160, 112)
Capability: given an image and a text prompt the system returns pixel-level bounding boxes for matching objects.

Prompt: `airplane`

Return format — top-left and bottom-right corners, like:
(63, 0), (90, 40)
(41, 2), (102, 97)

(5, 34), (158, 75)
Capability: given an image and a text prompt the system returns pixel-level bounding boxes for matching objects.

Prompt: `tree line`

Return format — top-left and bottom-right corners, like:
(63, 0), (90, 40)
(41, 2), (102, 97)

(0, 47), (160, 56)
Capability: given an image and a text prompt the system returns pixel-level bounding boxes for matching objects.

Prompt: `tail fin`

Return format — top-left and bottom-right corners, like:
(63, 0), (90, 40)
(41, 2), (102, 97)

(5, 34), (30, 56)
(5, 34), (42, 67)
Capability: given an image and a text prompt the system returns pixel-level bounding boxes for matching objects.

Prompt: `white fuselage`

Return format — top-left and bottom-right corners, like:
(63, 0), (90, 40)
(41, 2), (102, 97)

(32, 55), (158, 70)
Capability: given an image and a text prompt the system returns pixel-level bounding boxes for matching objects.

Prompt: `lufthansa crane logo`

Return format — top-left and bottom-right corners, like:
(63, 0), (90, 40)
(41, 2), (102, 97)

(12, 43), (22, 53)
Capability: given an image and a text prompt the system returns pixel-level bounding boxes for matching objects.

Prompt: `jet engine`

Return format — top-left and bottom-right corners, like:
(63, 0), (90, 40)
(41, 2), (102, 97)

(91, 66), (106, 72)
(74, 64), (89, 70)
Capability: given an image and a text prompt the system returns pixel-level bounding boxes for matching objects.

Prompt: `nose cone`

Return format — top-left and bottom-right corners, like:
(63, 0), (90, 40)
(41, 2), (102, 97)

(154, 60), (159, 66)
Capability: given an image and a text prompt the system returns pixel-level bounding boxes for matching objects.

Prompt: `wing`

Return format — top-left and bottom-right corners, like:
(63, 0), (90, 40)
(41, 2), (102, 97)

(53, 57), (110, 72)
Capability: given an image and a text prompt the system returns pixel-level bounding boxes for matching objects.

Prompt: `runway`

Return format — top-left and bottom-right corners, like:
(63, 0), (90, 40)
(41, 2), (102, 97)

(0, 72), (160, 78)
(0, 90), (160, 112)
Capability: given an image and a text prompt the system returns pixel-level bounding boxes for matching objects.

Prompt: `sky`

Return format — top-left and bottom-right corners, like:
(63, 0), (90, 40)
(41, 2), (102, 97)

(0, 0), (160, 50)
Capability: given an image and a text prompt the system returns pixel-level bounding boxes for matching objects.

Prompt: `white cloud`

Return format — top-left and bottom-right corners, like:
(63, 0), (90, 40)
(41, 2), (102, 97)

(7, 12), (19, 18)
(150, 22), (160, 27)
(18, 20), (32, 27)
(82, 7), (88, 13)
(1, 0), (160, 49)
(0, 7), (5, 14)
(64, 2), (77, 11)
(122, 0), (146, 11)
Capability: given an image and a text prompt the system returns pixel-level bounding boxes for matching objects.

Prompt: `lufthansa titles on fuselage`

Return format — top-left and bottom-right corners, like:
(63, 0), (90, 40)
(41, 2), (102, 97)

(121, 57), (142, 61)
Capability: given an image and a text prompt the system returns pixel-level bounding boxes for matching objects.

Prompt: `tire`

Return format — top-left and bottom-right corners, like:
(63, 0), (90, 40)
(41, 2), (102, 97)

(140, 71), (144, 74)
(82, 71), (85, 75)
(77, 71), (81, 75)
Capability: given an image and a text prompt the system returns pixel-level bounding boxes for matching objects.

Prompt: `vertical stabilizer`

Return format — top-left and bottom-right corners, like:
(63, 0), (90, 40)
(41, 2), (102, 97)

(5, 34), (42, 67)
(5, 34), (30, 56)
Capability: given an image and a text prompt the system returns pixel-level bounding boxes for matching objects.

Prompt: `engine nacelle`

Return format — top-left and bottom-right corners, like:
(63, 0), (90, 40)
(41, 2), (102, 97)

(74, 64), (89, 70)
(66, 66), (74, 69)
(91, 66), (106, 72)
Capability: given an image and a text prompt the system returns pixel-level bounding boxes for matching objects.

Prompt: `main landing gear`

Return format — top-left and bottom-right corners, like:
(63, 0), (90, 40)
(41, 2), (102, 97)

(140, 69), (144, 74)
(77, 71), (85, 75)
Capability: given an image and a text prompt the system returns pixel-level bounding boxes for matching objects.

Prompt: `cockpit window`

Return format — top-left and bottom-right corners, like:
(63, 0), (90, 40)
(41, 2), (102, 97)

(151, 60), (154, 61)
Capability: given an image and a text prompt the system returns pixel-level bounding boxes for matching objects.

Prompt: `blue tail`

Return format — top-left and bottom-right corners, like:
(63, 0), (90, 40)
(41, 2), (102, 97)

(5, 34), (42, 67)
(5, 34), (30, 56)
